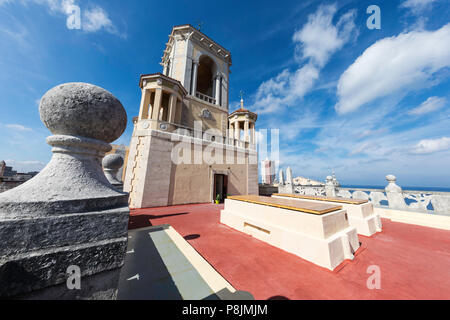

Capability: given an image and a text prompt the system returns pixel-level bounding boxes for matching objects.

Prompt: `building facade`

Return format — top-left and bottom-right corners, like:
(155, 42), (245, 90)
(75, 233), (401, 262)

(261, 158), (275, 185)
(124, 25), (258, 208)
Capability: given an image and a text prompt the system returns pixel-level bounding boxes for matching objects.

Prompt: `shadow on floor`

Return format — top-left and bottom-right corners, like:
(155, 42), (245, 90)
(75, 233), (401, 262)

(128, 212), (189, 230)
(184, 234), (201, 241)
(267, 295), (290, 300)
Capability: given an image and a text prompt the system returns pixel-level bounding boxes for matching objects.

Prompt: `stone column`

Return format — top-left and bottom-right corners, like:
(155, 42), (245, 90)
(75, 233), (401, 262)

(139, 89), (150, 120)
(234, 121), (240, 140)
(385, 174), (407, 210)
(279, 169), (285, 185)
(251, 123), (256, 144)
(151, 88), (163, 121)
(0, 82), (129, 299)
(168, 94), (177, 124)
(175, 99), (182, 124)
(215, 74), (221, 106)
(228, 121), (234, 142)
(191, 60), (199, 96)
(244, 120), (249, 142)
(325, 176), (336, 197)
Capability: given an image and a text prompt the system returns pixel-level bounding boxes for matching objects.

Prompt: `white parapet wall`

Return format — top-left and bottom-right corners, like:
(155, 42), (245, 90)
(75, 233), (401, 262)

(375, 207), (450, 231)
(220, 198), (360, 271)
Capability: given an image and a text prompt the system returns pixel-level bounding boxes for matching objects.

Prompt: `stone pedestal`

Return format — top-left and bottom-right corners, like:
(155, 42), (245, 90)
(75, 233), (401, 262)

(385, 175), (407, 210)
(0, 83), (129, 299)
(325, 176), (337, 197)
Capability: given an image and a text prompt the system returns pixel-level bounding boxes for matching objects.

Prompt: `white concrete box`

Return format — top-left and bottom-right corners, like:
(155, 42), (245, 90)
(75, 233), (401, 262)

(273, 194), (382, 237)
(220, 196), (360, 270)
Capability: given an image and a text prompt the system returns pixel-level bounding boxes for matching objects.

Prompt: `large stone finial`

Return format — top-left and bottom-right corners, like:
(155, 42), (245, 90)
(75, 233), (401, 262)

(385, 175), (402, 193)
(279, 169), (285, 185)
(325, 176), (336, 197)
(103, 154), (124, 189)
(385, 174), (406, 210)
(0, 83), (129, 299)
(286, 167), (293, 185)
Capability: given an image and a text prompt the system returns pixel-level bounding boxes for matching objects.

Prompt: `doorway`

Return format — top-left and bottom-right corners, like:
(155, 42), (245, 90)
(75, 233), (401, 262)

(213, 174), (228, 203)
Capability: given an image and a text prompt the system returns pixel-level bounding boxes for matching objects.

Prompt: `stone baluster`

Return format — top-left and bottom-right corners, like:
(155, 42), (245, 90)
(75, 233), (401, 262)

(385, 174), (407, 210)
(325, 176), (337, 197)
(103, 154), (125, 190)
(0, 82), (129, 299)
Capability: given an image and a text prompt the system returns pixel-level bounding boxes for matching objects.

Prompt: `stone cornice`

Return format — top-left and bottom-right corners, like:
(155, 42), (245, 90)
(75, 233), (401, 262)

(161, 24), (232, 66)
(139, 73), (188, 96)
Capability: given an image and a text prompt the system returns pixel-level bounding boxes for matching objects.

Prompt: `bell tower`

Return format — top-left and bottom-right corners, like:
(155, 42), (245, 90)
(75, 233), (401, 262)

(160, 24), (231, 110)
(124, 24), (258, 209)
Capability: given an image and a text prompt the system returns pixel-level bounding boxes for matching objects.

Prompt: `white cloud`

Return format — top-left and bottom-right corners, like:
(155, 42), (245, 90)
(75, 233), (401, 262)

(336, 23), (450, 114)
(400, 0), (438, 14)
(411, 137), (450, 154)
(409, 96), (446, 115)
(293, 6), (357, 67)
(82, 6), (116, 34)
(5, 124), (33, 131)
(252, 4), (357, 114)
(0, 0), (121, 36)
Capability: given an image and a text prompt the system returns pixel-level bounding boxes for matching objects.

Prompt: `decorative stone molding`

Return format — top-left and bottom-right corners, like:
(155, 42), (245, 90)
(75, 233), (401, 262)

(200, 108), (213, 120)
(0, 83), (129, 299)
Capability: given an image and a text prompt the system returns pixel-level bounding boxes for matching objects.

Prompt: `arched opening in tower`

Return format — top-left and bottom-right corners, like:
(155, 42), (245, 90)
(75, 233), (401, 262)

(197, 55), (215, 98)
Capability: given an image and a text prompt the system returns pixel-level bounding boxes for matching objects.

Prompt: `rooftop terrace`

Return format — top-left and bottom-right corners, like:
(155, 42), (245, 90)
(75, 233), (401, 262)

(130, 203), (450, 300)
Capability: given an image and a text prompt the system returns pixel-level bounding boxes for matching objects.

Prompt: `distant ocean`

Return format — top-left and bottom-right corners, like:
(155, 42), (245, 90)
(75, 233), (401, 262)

(341, 185), (450, 193)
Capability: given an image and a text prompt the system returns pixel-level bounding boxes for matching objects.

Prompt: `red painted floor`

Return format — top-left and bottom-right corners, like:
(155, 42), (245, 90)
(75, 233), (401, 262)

(130, 203), (450, 300)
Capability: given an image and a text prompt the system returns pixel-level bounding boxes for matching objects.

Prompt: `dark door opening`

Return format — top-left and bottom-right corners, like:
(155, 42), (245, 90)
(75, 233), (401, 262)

(213, 174), (228, 203)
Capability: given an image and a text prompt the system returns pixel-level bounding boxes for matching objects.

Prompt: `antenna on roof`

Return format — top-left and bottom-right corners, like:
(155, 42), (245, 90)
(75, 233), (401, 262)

(196, 21), (204, 32)
(240, 90), (244, 108)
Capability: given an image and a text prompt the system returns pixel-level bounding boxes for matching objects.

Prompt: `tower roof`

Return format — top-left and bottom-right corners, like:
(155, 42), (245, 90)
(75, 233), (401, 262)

(229, 98), (258, 120)
(139, 73), (188, 96)
(161, 24), (232, 66)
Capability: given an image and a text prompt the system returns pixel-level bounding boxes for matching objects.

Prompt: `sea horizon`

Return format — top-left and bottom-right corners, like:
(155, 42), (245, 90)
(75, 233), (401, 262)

(341, 185), (450, 193)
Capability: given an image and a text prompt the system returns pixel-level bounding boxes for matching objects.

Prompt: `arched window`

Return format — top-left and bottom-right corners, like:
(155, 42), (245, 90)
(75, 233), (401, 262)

(197, 55), (216, 98)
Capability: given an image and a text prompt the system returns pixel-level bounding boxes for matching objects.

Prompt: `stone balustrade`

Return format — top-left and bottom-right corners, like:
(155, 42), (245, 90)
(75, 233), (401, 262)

(195, 91), (216, 105)
(141, 118), (256, 150)
(290, 175), (450, 215)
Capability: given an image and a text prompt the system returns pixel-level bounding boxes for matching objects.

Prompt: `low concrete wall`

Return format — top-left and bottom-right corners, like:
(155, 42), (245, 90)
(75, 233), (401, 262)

(375, 207), (450, 231)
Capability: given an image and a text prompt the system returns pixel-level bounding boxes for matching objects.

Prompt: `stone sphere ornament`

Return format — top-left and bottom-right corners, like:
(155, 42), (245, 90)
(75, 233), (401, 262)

(39, 83), (127, 143)
(103, 154), (125, 170)
(0, 82), (129, 217)
(103, 154), (125, 189)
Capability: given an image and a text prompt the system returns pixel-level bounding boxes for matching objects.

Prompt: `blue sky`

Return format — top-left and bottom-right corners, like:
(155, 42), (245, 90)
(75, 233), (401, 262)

(0, 0), (449, 187)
